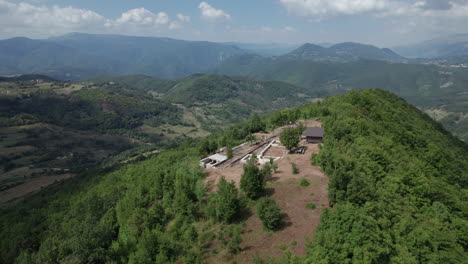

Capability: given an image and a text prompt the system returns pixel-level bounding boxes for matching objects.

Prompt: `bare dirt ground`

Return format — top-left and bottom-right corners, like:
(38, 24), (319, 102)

(263, 145), (288, 157)
(0, 173), (76, 204)
(232, 144), (329, 263)
(204, 120), (329, 263)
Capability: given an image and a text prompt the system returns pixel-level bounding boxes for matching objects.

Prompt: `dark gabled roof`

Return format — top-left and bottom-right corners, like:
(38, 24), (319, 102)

(302, 127), (324, 137)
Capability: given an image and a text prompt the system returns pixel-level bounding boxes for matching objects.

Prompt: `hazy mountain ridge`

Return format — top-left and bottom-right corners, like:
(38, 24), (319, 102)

(0, 33), (247, 80)
(0, 33), (411, 81)
(395, 34), (468, 59)
(283, 42), (405, 62)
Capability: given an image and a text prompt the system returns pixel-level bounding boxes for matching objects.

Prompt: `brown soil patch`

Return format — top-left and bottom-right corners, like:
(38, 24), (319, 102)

(205, 165), (244, 190)
(231, 144), (328, 263)
(204, 121), (329, 263)
(0, 173), (76, 203)
(302, 120), (322, 128)
(273, 143), (322, 181)
(262, 145), (287, 157)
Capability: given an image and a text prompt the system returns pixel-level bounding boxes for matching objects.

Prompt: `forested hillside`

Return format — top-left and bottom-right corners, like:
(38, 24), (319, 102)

(216, 58), (468, 142)
(283, 42), (404, 62)
(306, 89), (467, 264)
(0, 75), (311, 202)
(1, 89), (466, 263)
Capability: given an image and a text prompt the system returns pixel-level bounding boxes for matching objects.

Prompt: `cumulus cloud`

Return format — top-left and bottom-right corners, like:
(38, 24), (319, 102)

(279, 0), (391, 18)
(198, 2), (231, 21)
(177, 13), (191, 22)
(0, 0), (105, 31)
(417, 0), (468, 10)
(0, 0), (190, 38)
(280, 0), (468, 19)
(110, 8), (169, 27)
(169, 21), (182, 30)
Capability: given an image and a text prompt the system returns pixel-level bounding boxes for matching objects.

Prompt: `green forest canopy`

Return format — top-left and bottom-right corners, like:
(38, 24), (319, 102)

(0, 89), (466, 264)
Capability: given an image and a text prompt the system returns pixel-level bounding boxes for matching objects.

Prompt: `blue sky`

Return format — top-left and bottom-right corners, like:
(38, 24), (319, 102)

(1, 0), (468, 47)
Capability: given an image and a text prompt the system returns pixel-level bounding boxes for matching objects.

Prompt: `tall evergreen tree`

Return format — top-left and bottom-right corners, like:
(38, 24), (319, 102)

(240, 156), (265, 199)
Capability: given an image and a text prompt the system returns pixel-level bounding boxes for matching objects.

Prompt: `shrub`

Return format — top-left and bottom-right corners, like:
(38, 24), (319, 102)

(269, 158), (279, 173)
(306, 202), (316, 210)
(257, 197), (283, 231)
(299, 178), (310, 186)
(227, 147), (234, 159)
(228, 234), (243, 253)
(291, 163), (299, 174)
(278, 243), (287, 250)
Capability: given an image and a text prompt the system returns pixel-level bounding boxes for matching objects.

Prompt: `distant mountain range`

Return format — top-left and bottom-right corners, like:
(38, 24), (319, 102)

(283, 42), (405, 62)
(0, 33), (408, 80)
(225, 42), (299, 56)
(394, 34), (468, 59)
(0, 33), (246, 80)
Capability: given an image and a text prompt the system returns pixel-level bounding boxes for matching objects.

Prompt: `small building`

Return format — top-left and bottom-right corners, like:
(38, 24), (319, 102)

(200, 154), (228, 168)
(302, 127), (324, 143)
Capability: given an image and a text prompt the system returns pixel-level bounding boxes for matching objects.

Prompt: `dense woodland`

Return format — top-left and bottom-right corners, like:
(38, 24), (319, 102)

(1, 89), (466, 263)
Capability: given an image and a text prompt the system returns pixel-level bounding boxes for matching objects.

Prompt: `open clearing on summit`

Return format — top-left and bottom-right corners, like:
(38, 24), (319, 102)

(204, 120), (329, 262)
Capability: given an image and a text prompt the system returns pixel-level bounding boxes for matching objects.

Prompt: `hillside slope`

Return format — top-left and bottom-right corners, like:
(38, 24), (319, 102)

(306, 89), (467, 264)
(395, 34), (468, 58)
(216, 59), (468, 142)
(284, 42), (404, 62)
(0, 89), (466, 264)
(0, 74), (312, 201)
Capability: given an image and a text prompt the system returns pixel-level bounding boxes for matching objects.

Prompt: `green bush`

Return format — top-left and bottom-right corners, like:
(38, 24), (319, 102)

(306, 202), (316, 210)
(291, 163), (299, 174)
(299, 178), (310, 186)
(256, 198), (283, 231)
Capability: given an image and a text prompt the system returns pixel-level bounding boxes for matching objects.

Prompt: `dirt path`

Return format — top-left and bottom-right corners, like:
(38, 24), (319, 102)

(0, 173), (76, 203)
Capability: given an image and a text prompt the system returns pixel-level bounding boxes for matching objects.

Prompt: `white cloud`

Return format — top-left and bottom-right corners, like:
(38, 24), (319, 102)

(0, 0), (186, 38)
(169, 21), (182, 30)
(283, 26), (296, 32)
(279, 0), (391, 18)
(177, 13), (191, 22)
(0, 0), (105, 30)
(280, 0), (468, 19)
(198, 2), (231, 21)
(111, 8), (169, 26)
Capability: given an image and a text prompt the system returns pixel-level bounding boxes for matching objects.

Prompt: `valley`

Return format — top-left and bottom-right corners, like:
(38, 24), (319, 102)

(0, 75), (315, 204)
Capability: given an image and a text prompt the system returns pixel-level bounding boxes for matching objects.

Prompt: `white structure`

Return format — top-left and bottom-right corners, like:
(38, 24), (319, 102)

(241, 140), (282, 165)
(200, 154), (228, 168)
